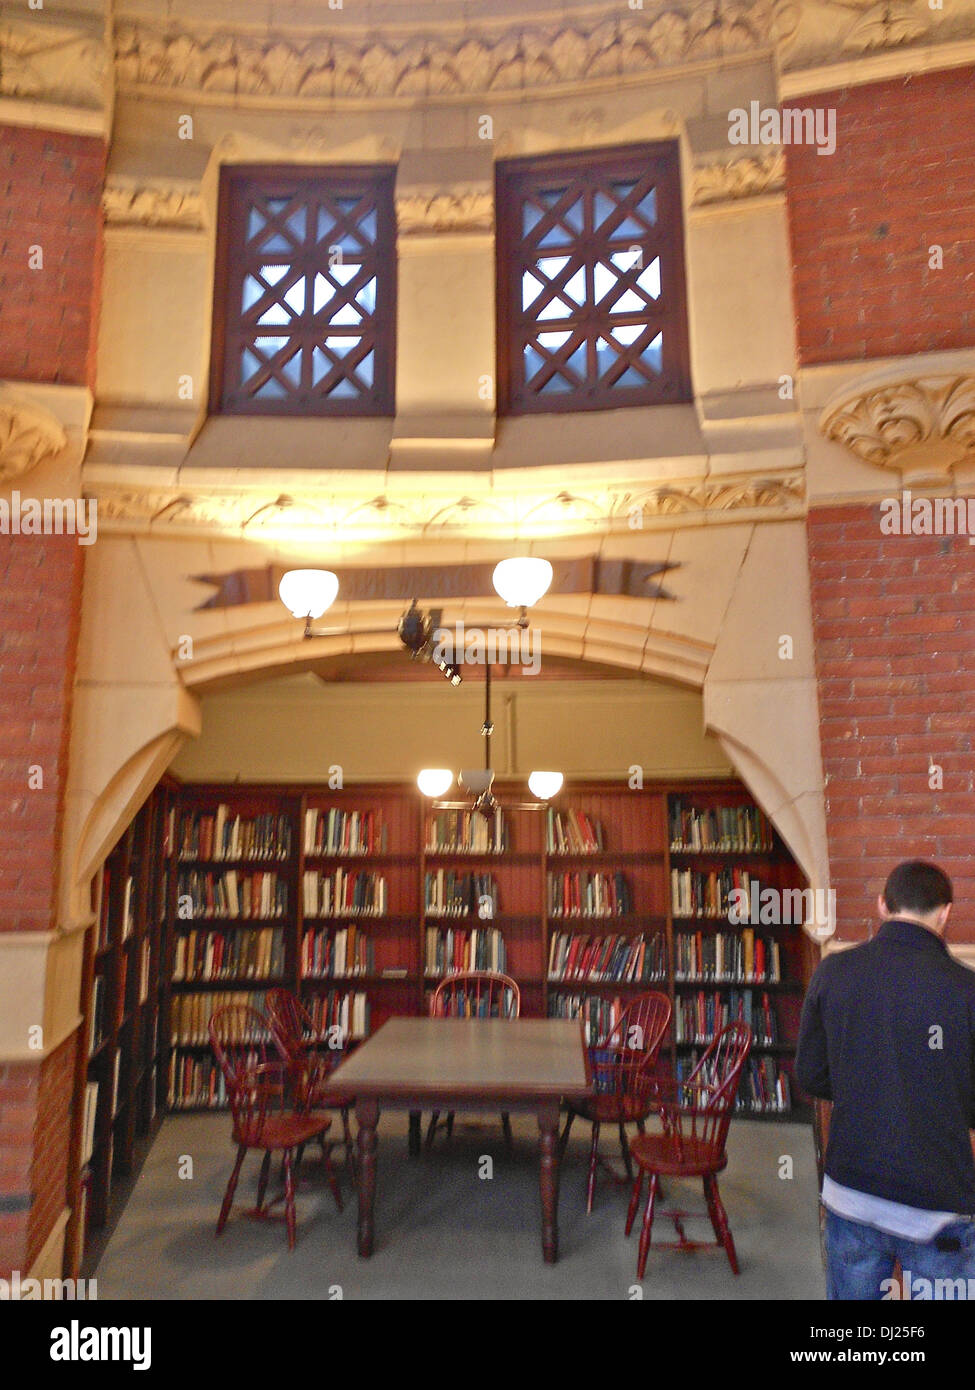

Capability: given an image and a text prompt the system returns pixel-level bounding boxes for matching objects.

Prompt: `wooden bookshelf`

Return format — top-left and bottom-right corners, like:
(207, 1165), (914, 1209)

(68, 779), (177, 1279)
(162, 778), (812, 1123)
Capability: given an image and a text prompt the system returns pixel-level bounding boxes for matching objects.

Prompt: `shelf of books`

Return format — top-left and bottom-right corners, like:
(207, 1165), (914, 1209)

(86, 777), (812, 1127)
(667, 787), (812, 1119)
(68, 779), (176, 1278)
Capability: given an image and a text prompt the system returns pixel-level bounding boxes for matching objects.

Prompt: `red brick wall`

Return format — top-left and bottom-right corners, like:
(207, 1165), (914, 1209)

(784, 65), (975, 364)
(0, 125), (105, 385)
(0, 534), (84, 932)
(808, 504), (975, 941)
(0, 120), (103, 1280)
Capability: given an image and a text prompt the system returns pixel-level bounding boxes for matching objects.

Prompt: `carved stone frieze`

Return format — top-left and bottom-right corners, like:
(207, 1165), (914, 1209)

(0, 395), (68, 484)
(691, 151), (786, 206)
(0, 17), (108, 110)
(102, 184), (205, 230)
(820, 374), (975, 484)
(85, 471), (806, 540)
(112, 3), (782, 102)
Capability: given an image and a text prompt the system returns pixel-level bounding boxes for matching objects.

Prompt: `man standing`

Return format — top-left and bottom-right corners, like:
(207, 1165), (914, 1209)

(797, 861), (975, 1299)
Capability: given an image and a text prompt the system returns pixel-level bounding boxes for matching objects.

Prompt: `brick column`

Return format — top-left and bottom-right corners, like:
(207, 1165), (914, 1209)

(0, 123), (104, 1277)
(807, 505), (975, 942)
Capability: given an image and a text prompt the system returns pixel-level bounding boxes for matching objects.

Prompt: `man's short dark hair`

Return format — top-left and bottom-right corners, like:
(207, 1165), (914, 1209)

(883, 861), (953, 916)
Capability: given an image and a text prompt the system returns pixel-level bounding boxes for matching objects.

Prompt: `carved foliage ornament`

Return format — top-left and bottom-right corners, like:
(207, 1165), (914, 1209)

(0, 397), (68, 484)
(691, 152), (786, 206)
(396, 190), (494, 235)
(820, 375), (975, 484)
(113, 4), (782, 101)
(87, 473), (805, 537)
(102, 184), (205, 230)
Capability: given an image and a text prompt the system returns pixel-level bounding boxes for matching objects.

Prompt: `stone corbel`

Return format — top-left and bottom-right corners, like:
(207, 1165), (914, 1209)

(819, 367), (975, 485)
(0, 389), (68, 484)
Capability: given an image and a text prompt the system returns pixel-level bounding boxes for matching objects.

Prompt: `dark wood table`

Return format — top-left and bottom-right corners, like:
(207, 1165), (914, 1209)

(328, 1017), (592, 1263)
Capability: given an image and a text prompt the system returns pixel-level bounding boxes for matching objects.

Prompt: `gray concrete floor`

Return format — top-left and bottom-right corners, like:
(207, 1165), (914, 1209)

(93, 1112), (825, 1300)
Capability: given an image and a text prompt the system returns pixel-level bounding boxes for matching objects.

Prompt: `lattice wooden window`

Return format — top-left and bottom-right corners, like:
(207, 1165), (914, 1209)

(210, 165), (396, 416)
(496, 145), (691, 415)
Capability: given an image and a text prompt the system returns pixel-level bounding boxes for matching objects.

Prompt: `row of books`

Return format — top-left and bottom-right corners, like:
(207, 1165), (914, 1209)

(674, 930), (781, 983)
(547, 931), (666, 983)
(548, 871), (632, 918)
(674, 990), (779, 1047)
(178, 807), (292, 862)
(302, 925), (374, 978)
(675, 1053), (792, 1114)
(81, 1082), (99, 1164)
(172, 928), (286, 982)
(88, 975), (107, 1054)
(669, 800), (773, 853)
(302, 868), (388, 917)
(306, 990), (369, 1040)
(548, 992), (628, 1047)
(168, 1055), (231, 1110)
(424, 871), (499, 918)
(424, 926), (507, 976)
(170, 990), (271, 1046)
(176, 870), (288, 920)
(426, 809), (506, 854)
(97, 871), (136, 950)
(545, 808), (605, 854)
(304, 807), (387, 857)
(671, 867), (768, 920)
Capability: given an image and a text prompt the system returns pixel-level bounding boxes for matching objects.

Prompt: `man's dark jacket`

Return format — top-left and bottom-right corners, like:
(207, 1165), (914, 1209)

(796, 918), (975, 1213)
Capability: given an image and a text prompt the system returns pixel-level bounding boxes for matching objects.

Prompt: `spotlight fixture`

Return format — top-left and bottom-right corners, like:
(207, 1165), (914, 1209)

(397, 599), (462, 684)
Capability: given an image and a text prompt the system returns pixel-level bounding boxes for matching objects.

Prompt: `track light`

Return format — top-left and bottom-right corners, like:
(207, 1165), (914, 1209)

(398, 600), (462, 684)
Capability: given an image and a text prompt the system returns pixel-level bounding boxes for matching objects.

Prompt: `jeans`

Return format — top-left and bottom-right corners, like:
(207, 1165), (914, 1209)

(824, 1207), (975, 1300)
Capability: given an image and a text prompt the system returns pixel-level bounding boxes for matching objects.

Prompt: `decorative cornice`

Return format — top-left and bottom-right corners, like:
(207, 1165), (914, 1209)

(0, 16), (108, 112)
(772, 0), (972, 75)
(102, 183), (206, 231)
(112, 4), (781, 103)
(820, 373), (975, 484)
(0, 393), (68, 484)
(691, 151), (785, 207)
(83, 470), (806, 541)
(396, 189), (494, 236)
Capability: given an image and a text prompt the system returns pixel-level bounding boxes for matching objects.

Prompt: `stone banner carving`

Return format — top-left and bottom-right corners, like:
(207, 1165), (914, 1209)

(102, 184), (206, 230)
(0, 16), (108, 110)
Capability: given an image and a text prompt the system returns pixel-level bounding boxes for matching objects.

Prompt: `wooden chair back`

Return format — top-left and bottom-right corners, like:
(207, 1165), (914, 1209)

(429, 971), (521, 1019)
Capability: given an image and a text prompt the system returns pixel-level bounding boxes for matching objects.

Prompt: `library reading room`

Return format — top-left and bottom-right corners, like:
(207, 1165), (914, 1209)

(3, 0), (975, 1331)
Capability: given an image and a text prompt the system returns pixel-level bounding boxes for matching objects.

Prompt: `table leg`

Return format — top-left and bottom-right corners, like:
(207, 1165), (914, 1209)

(537, 1100), (562, 1264)
(355, 1098), (379, 1257)
(408, 1110), (421, 1157)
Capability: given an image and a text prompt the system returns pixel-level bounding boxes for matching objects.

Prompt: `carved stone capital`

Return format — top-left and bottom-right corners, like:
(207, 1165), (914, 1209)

(0, 393), (68, 484)
(820, 372), (975, 484)
(102, 183), (205, 231)
(691, 151), (785, 207)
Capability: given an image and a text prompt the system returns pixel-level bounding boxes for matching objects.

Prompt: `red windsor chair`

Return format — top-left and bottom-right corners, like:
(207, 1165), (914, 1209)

(265, 986), (357, 1186)
(625, 1020), (753, 1277)
(559, 991), (672, 1212)
(209, 1004), (343, 1250)
(427, 970), (521, 1149)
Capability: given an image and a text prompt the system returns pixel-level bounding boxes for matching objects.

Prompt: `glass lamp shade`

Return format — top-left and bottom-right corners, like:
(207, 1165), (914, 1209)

(278, 569), (339, 620)
(492, 557), (553, 608)
(528, 770), (563, 801)
(417, 769), (454, 798)
(460, 769), (495, 796)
